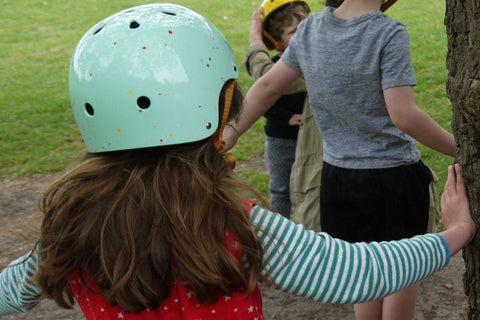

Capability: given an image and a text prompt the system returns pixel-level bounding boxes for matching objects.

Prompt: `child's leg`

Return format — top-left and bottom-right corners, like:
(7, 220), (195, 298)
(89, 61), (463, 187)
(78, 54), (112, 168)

(333, 162), (429, 320)
(382, 284), (420, 320)
(264, 135), (297, 218)
(320, 163), (431, 320)
(353, 284), (419, 320)
(354, 299), (383, 320)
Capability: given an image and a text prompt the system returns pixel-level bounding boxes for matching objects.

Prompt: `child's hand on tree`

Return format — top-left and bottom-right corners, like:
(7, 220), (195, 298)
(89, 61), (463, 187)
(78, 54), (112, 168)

(439, 163), (476, 255)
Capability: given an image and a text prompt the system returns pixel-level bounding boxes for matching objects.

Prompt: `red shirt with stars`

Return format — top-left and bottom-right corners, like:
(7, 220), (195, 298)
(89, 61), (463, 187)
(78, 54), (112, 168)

(68, 230), (264, 320)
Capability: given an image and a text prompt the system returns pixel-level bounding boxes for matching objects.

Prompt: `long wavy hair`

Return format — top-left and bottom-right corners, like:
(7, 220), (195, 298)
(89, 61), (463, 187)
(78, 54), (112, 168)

(35, 81), (266, 313)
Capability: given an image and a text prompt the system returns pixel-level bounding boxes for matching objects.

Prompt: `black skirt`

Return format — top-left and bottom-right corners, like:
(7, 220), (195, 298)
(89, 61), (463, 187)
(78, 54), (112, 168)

(320, 161), (432, 243)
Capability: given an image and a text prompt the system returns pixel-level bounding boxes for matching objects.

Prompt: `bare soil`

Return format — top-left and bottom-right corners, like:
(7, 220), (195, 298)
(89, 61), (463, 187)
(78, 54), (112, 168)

(0, 160), (470, 319)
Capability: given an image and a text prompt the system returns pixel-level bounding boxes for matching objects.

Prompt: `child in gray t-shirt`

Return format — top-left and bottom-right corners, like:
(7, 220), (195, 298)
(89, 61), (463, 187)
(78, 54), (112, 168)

(224, 1), (456, 319)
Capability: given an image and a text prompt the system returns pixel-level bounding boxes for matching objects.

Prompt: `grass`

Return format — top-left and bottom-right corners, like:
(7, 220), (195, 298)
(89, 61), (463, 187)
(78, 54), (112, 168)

(238, 169), (271, 198)
(1, 0), (452, 201)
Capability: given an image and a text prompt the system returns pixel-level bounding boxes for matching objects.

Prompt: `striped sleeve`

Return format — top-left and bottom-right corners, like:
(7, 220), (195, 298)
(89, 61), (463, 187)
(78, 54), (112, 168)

(0, 252), (42, 315)
(249, 205), (451, 303)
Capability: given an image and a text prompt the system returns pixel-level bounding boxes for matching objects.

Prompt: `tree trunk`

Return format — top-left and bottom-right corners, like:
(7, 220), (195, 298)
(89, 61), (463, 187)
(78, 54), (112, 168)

(445, 1), (480, 319)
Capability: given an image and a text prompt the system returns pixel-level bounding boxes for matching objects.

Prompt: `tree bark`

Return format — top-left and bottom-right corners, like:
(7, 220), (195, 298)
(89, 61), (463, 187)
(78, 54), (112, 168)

(445, 1), (480, 319)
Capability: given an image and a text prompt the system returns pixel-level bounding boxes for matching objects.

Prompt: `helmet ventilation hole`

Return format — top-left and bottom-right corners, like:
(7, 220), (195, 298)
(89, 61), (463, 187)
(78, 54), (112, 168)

(93, 26), (104, 35)
(161, 11), (176, 16)
(137, 96), (151, 109)
(233, 66), (237, 72)
(130, 21), (140, 29)
(85, 103), (94, 116)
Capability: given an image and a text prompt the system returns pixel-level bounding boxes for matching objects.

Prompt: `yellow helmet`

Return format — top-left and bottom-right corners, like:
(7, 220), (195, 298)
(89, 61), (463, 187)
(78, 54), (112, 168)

(261, 0), (311, 25)
(260, 0), (311, 51)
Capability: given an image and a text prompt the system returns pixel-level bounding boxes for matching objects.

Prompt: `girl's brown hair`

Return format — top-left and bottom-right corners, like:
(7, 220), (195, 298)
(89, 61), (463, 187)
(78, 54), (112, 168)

(35, 81), (266, 313)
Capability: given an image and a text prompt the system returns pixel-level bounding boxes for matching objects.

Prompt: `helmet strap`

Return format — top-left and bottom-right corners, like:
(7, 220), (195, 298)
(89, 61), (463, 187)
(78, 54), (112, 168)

(213, 80), (237, 169)
(381, 0), (397, 11)
(262, 30), (285, 52)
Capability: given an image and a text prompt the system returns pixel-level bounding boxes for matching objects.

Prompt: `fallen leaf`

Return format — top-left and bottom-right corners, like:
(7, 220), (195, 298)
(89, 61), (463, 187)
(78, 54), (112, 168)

(443, 282), (454, 289)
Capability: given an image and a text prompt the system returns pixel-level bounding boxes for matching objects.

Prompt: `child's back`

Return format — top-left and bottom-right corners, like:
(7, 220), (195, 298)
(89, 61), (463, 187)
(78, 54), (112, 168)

(283, 8), (418, 169)
(36, 4), (265, 318)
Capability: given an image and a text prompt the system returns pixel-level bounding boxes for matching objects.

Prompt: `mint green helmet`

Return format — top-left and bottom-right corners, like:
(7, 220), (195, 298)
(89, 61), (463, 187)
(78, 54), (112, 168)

(69, 4), (239, 152)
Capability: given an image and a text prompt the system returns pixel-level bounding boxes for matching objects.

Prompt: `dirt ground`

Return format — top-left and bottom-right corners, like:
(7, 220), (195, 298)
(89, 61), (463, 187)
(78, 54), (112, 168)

(0, 160), (470, 319)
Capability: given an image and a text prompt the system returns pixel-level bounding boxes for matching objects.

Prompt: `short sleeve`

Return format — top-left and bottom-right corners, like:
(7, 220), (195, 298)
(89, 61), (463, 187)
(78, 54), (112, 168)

(380, 26), (417, 90)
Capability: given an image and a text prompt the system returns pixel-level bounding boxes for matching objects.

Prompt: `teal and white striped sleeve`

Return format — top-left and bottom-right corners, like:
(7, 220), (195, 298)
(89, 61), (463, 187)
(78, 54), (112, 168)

(0, 252), (41, 315)
(249, 205), (451, 303)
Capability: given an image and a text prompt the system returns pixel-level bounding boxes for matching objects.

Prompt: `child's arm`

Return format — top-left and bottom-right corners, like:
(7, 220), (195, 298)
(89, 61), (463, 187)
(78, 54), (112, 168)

(251, 206), (450, 303)
(243, 46), (303, 126)
(244, 44), (306, 96)
(250, 164), (474, 303)
(384, 85), (456, 157)
(248, 6), (264, 47)
(224, 60), (302, 151)
(243, 7), (273, 79)
(0, 252), (42, 315)
(244, 44), (274, 81)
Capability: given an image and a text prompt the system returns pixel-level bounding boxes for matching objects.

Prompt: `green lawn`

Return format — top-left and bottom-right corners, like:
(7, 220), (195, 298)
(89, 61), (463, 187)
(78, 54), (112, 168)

(1, 0), (452, 199)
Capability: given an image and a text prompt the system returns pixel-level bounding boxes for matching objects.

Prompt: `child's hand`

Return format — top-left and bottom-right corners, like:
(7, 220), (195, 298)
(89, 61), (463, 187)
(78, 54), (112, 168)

(288, 114), (302, 126)
(223, 123), (239, 153)
(441, 164), (474, 233)
(439, 164), (476, 254)
(249, 6), (264, 45)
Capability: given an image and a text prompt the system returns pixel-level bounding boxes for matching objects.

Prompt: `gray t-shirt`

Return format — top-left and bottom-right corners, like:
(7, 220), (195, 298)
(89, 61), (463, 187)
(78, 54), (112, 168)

(282, 7), (420, 169)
